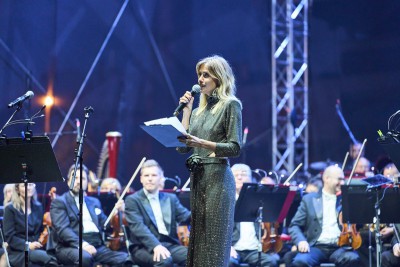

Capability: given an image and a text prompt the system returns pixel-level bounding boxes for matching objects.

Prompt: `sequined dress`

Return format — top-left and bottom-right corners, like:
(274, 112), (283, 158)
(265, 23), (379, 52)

(178, 97), (242, 267)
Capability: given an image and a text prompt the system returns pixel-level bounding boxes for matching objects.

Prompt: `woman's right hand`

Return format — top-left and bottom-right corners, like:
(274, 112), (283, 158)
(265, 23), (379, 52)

(179, 91), (194, 113)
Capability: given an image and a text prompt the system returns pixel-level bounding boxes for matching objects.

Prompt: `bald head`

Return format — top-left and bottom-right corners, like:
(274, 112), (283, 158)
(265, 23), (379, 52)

(322, 165), (344, 194)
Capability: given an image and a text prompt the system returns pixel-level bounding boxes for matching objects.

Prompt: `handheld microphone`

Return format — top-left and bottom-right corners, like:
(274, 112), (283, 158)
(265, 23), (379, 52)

(173, 85), (201, 116)
(7, 91), (34, 108)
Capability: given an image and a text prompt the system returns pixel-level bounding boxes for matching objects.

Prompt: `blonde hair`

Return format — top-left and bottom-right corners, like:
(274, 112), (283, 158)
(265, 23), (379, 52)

(100, 177), (122, 193)
(140, 159), (164, 176)
(11, 183), (38, 211)
(195, 55), (241, 115)
(3, 184), (14, 206)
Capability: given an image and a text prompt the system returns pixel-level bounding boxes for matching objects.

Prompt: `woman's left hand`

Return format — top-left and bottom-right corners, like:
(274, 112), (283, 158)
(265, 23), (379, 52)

(181, 134), (202, 147)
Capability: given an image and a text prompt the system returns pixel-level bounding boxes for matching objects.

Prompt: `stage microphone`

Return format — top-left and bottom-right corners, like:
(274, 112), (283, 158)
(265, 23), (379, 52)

(75, 118), (81, 143)
(7, 91), (34, 108)
(173, 84), (201, 116)
(243, 127), (249, 145)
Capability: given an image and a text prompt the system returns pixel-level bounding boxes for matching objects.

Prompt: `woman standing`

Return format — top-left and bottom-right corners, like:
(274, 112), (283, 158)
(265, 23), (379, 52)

(3, 183), (57, 266)
(177, 55), (242, 267)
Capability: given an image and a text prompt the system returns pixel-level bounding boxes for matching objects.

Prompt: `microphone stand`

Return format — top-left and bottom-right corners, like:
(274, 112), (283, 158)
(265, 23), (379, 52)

(69, 106), (94, 267)
(0, 104), (22, 135)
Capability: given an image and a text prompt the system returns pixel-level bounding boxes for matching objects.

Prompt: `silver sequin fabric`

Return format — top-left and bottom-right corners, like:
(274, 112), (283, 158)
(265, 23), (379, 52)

(178, 99), (242, 267)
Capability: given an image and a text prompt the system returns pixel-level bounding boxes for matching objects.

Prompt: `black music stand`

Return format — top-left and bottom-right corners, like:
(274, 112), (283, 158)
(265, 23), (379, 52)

(0, 136), (63, 267)
(234, 183), (297, 267)
(341, 176), (398, 267)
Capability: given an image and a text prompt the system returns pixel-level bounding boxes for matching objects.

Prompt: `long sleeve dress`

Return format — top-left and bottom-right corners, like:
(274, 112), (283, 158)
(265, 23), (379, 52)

(178, 97), (242, 267)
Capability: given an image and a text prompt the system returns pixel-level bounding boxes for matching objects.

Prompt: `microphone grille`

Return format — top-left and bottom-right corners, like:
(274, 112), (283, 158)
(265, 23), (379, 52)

(191, 84), (201, 95)
(26, 91), (34, 99)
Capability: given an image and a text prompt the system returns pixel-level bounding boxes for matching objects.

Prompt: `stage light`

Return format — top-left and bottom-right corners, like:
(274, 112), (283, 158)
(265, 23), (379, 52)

(44, 95), (54, 107)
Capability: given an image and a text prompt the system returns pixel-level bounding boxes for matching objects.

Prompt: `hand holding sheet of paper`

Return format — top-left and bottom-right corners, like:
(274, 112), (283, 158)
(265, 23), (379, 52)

(141, 117), (189, 147)
(178, 134), (203, 147)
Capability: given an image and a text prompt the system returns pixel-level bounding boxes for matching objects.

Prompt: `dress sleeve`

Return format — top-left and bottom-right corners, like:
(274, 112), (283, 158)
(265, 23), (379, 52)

(214, 100), (242, 158)
(176, 111), (194, 154)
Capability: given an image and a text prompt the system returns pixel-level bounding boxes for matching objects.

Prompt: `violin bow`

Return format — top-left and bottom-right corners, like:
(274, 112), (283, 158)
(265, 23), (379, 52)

(103, 157), (146, 228)
(347, 138), (367, 186)
(341, 152), (349, 171)
(283, 163), (303, 186)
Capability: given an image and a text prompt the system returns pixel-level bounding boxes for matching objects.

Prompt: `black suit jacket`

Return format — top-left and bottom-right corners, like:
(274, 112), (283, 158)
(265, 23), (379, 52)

(289, 191), (341, 246)
(3, 200), (43, 252)
(125, 189), (191, 252)
(50, 192), (107, 249)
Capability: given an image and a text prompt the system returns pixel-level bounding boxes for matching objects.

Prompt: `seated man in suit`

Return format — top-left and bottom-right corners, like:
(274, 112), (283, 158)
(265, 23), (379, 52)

(230, 163), (280, 267)
(289, 165), (361, 267)
(50, 164), (130, 267)
(125, 159), (191, 267)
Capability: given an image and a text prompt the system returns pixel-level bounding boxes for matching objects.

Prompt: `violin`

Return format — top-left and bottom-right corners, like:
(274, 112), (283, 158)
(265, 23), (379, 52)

(108, 208), (128, 251)
(337, 211), (362, 249)
(39, 187), (56, 245)
(177, 225), (190, 247)
(262, 222), (283, 253)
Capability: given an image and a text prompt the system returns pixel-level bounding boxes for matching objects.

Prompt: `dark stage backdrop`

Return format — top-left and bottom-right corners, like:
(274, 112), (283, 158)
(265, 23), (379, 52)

(0, 0), (399, 198)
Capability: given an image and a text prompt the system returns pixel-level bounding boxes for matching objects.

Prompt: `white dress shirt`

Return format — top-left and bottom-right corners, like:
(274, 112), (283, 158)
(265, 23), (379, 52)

(144, 189), (169, 235)
(71, 192), (99, 233)
(317, 190), (341, 244)
(234, 193), (259, 251)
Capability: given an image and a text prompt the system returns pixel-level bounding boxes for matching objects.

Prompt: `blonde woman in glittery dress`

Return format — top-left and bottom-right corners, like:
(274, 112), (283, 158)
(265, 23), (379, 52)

(177, 55), (242, 267)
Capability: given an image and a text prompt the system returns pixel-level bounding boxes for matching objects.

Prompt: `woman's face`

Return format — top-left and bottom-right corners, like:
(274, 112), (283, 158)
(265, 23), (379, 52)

(17, 183), (36, 198)
(197, 65), (218, 96)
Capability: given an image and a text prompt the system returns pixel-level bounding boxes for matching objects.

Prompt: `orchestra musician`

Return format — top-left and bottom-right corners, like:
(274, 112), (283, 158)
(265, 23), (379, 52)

(50, 164), (130, 267)
(230, 163), (280, 267)
(381, 224), (400, 267)
(354, 157), (373, 177)
(0, 184), (13, 266)
(345, 142), (364, 171)
(3, 184), (13, 206)
(383, 162), (399, 181)
(304, 177), (323, 193)
(100, 177), (122, 193)
(260, 176), (276, 185)
(288, 165), (362, 267)
(125, 159), (191, 267)
(3, 183), (58, 266)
